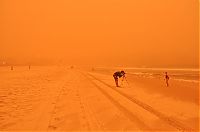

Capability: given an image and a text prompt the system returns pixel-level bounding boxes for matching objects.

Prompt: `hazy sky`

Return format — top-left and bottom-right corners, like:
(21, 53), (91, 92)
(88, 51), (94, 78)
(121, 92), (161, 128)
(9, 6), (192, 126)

(0, 0), (199, 67)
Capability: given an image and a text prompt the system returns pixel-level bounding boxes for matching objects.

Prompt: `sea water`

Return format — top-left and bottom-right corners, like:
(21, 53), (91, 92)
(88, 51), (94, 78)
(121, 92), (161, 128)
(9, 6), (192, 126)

(93, 67), (199, 83)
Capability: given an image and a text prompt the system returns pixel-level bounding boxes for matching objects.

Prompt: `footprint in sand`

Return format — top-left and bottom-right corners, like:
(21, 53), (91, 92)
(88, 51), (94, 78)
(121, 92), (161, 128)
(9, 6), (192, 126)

(54, 117), (60, 121)
(48, 125), (57, 130)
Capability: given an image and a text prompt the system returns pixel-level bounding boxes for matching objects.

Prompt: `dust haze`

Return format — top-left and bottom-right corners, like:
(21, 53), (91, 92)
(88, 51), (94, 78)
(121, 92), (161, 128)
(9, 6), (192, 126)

(0, 0), (199, 68)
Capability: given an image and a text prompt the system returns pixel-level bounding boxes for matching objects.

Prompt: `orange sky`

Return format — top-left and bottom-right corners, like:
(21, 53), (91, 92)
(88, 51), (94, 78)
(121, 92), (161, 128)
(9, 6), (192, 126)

(0, 0), (199, 67)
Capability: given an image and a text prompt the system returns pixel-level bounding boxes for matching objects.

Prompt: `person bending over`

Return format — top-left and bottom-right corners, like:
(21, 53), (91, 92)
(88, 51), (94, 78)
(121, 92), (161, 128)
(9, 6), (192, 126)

(113, 71), (126, 87)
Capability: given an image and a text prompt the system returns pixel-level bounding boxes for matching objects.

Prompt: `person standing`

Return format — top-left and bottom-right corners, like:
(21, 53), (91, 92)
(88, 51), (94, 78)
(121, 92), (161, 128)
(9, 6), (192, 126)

(165, 72), (169, 87)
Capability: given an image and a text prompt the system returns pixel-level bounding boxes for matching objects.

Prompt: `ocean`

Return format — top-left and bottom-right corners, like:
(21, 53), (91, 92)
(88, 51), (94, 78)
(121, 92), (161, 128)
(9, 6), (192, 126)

(0, 66), (199, 83)
(92, 67), (199, 83)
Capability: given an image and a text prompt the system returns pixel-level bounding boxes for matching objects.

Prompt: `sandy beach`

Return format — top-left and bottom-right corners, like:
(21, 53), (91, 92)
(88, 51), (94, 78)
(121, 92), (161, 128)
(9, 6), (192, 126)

(1, 0), (198, 131)
(0, 66), (198, 131)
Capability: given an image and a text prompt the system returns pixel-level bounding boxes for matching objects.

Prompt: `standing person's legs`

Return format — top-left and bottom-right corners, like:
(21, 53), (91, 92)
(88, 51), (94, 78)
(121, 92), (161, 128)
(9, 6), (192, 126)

(166, 79), (169, 87)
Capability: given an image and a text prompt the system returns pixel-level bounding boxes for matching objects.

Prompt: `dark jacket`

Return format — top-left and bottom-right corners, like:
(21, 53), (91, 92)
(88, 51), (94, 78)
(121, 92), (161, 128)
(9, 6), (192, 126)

(113, 71), (125, 78)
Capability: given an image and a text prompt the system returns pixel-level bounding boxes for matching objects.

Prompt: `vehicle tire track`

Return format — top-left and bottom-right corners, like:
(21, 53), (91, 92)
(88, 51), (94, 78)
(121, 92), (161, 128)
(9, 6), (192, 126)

(47, 75), (92, 131)
(47, 82), (73, 131)
(75, 88), (91, 131)
(86, 72), (193, 131)
(76, 74), (107, 131)
(81, 72), (151, 130)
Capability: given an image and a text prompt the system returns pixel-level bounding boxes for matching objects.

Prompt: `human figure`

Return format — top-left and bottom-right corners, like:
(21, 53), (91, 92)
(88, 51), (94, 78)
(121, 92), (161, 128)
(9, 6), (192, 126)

(113, 71), (126, 87)
(29, 65), (31, 70)
(165, 72), (169, 87)
(11, 66), (13, 70)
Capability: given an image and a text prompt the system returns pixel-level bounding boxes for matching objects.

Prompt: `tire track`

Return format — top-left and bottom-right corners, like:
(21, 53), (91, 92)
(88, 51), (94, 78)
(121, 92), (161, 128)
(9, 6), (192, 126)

(47, 82), (73, 131)
(81, 72), (151, 130)
(47, 74), (92, 131)
(78, 95), (106, 131)
(86, 72), (193, 131)
(75, 88), (91, 131)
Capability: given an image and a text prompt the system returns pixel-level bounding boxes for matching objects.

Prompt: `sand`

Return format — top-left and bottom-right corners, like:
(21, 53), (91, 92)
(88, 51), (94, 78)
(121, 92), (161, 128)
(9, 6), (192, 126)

(0, 66), (199, 131)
